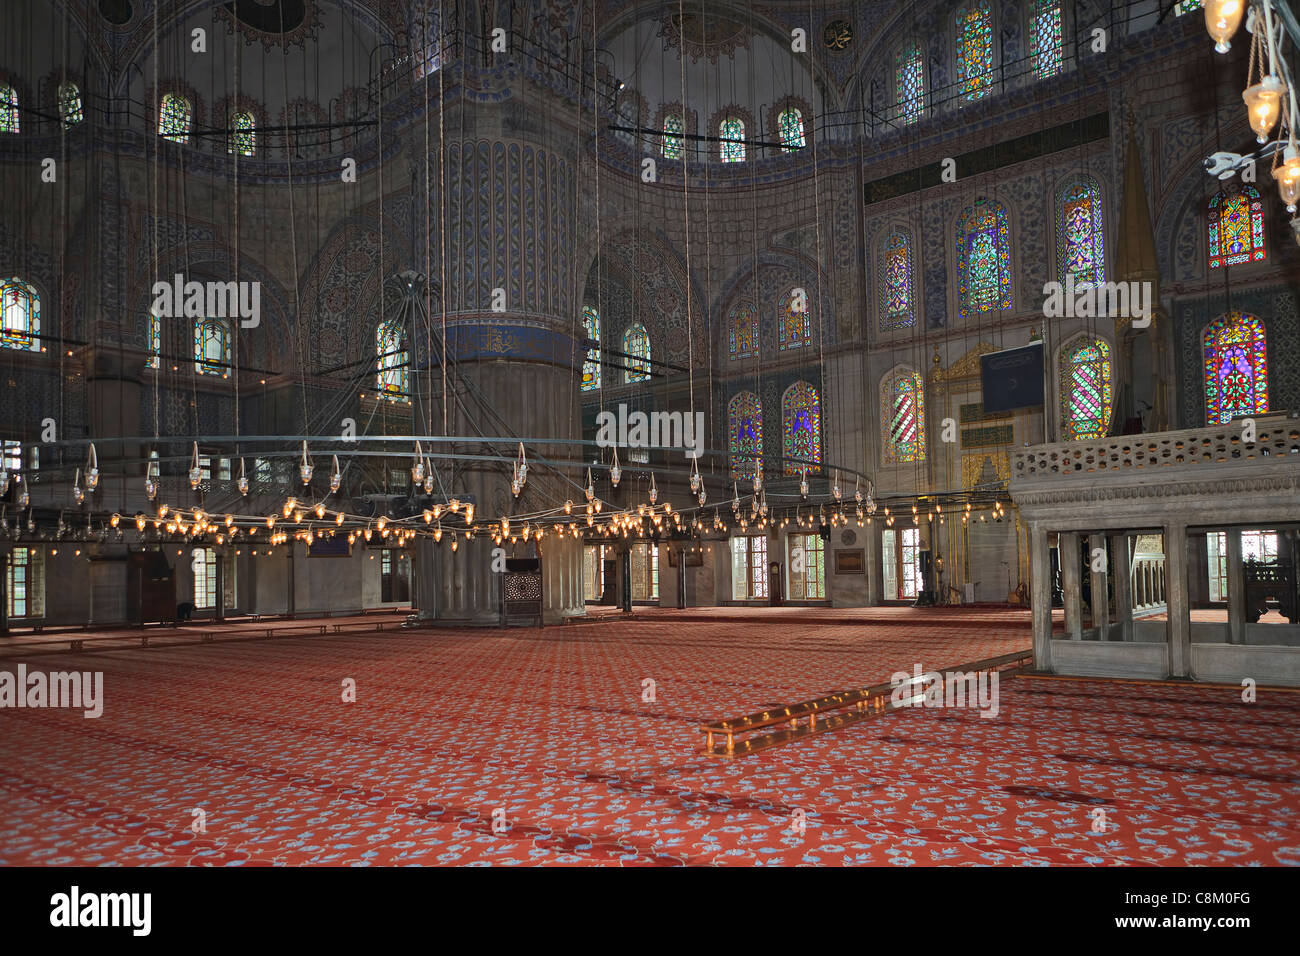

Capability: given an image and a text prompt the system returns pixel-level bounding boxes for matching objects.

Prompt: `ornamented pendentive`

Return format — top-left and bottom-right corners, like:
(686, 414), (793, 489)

(215, 0), (324, 52)
(658, 10), (751, 63)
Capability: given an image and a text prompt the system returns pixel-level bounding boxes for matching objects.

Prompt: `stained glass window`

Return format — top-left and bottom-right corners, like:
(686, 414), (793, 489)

(1208, 186), (1266, 269)
(194, 318), (230, 376)
(783, 381), (822, 475)
(896, 43), (924, 124)
(581, 305), (600, 390)
(160, 93), (191, 143)
(1060, 338), (1113, 440)
(728, 303), (757, 359)
(1203, 312), (1269, 424)
(1175, 1), (1203, 14)
(720, 116), (745, 163)
(728, 391), (763, 483)
(882, 370), (926, 463)
(778, 108), (804, 151)
(229, 111), (256, 157)
(956, 200), (1012, 318)
(881, 230), (915, 330)
(376, 319), (408, 401)
(779, 288), (811, 351)
(146, 311), (161, 369)
(58, 83), (82, 127)
(0, 85), (18, 133)
(955, 2), (994, 101)
(662, 112), (683, 159)
(1030, 1), (1063, 79)
(1057, 177), (1105, 287)
(623, 324), (650, 383)
(0, 279), (40, 352)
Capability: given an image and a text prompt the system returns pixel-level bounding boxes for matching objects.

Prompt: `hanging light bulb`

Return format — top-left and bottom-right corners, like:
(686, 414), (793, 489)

(451, 537), (459, 552)
(648, 473), (658, 506)
(832, 473), (842, 501)
(330, 455), (342, 494)
(412, 442), (425, 484)
(135, 513), (146, 532)
(18, 481), (29, 509)
(465, 503), (475, 525)
(434, 522), (443, 543)
(1273, 144), (1300, 212)
(299, 441), (314, 485)
(0, 468), (8, 496)
(753, 467), (762, 495)
(85, 443), (99, 492)
(854, 477), (862, 505)
(1244, 75), (1286, 143)
(689, 457), (701, 493)
(698, 486), (707, 507)
(1206, 0), (1245, 54)
(314, 502), (326, 519)
(564, 499), (573, 514)
(585, 467), (595, 501)
(423, 463), (434, 494)
(72, 468), (84, 505)
(189, 442), (202, 489)
(610, 446), (621, 488)
(799, 466), (809, 500)
(510, 462), (522, 498)
(732, 482), (740, 514)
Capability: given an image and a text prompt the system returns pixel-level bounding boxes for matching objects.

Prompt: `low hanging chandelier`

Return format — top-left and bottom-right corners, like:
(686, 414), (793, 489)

(1199, 1), (1300, 239)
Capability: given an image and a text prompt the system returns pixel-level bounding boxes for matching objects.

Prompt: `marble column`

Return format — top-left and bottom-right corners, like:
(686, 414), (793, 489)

(1111, 533), (1133, 641)
(1089, 533), (1109, 639)
(1165, 522), (1190, 678)
(1226, 529), (1246, 645)
(1030, 523), (1053, 671)
(1060, 532), (1082, 639)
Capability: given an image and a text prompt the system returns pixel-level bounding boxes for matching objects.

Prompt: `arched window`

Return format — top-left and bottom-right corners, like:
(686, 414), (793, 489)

(728, 392), (763, 483)
(955, 2), (994, 101)
(1059, 338), (1113, 441)
(1057, 177), (1105, 286)
(1029, 1), (1063, 79)
(0, 279), (40, 352)
(146, 310), (161, 369)
(581, 305), (600, 391)
(229, 111), (256, 157)
(783, 381), (822, 475)
(720, 116), (745, 162)
(1175, 1), (1202, 14)
(881, 370), (927, 463)
(881, 230), (916, 330)
(778, 287), (811, 351)
(159, 93), (191, 143)
(0, 84), (18, 133)
(1203, 312), (1269, 424)
(778, 108), (804, 151)
(623, 324), (650, 383)
(896, 42), (924, 124)
(1208, 185), (1266, 269)
(662, 112), (684, 159)
(58, 82), (82, 127)
(956, 200), (1012, 318)
(376, 319), (408, 401)
(194, 318), (231, 376)
(728, 302), (757, 360)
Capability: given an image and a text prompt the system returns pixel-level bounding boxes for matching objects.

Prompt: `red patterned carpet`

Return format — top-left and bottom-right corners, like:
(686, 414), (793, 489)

(1, 607), (1297, 866)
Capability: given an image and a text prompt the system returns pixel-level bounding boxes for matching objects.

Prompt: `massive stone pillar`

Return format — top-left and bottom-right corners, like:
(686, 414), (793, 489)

(1060, 532), (1082, 639)
(1165, 522), (1190, 678)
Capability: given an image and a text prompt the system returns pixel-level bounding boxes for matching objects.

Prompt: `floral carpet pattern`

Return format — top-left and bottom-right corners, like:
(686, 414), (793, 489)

(1, 608), (1297, 866)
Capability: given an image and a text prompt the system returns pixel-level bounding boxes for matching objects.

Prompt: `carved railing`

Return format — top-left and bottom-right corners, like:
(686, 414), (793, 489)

(1132, 554), (1166, 612)
(1013, 415), (1300, 482)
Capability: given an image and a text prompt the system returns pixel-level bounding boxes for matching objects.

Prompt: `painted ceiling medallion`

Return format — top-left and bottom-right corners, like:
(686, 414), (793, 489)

(823, 19), (853, 52)
(217, 0), (321, 51)
(658, 11), (751, 64)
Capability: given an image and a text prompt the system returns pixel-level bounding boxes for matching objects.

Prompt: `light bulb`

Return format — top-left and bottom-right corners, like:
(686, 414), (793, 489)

(1274, 146), (1300, 212)
(135, 514), (146, 532)
(1243, 76), (1285, 144)
(1206, 0), (1245, 54)
(610, 464), (621, 486)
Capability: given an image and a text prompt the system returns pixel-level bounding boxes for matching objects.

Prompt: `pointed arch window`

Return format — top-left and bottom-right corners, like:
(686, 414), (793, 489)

(728, 392), (763, 483)
(1057, 177), (1105, 286)
(229, 111), (256, 157)
(778, 288), (811, 351)
(581, 305), (600, 391)
(623, 324), (650, 383)
(956, 200), (1012, 318)
(194, 318), (231, 376)
(0, 84), (18, 133)
(376, 319), (408, 401)
(882, 370), (926, 463)
(1203, 312), (1269, 424)
(783, 381), (822, 475)
(720, 116), (745, 162)
(955, 2), (994, 101)
(58, 82), (82, 127)
(1029, 1), (1064, 79)
(778, 108), (804, 151)
(896, 42), (924, 124)
(662, 112), (684, 159)
(728, 302), (758, 360)
(881, 230), (916, 330)
(160, 93), (191, 143)
(1059, 338), (1113, 440)
(0, 279), (40, 352)
(1208, 185), (1265, 269)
